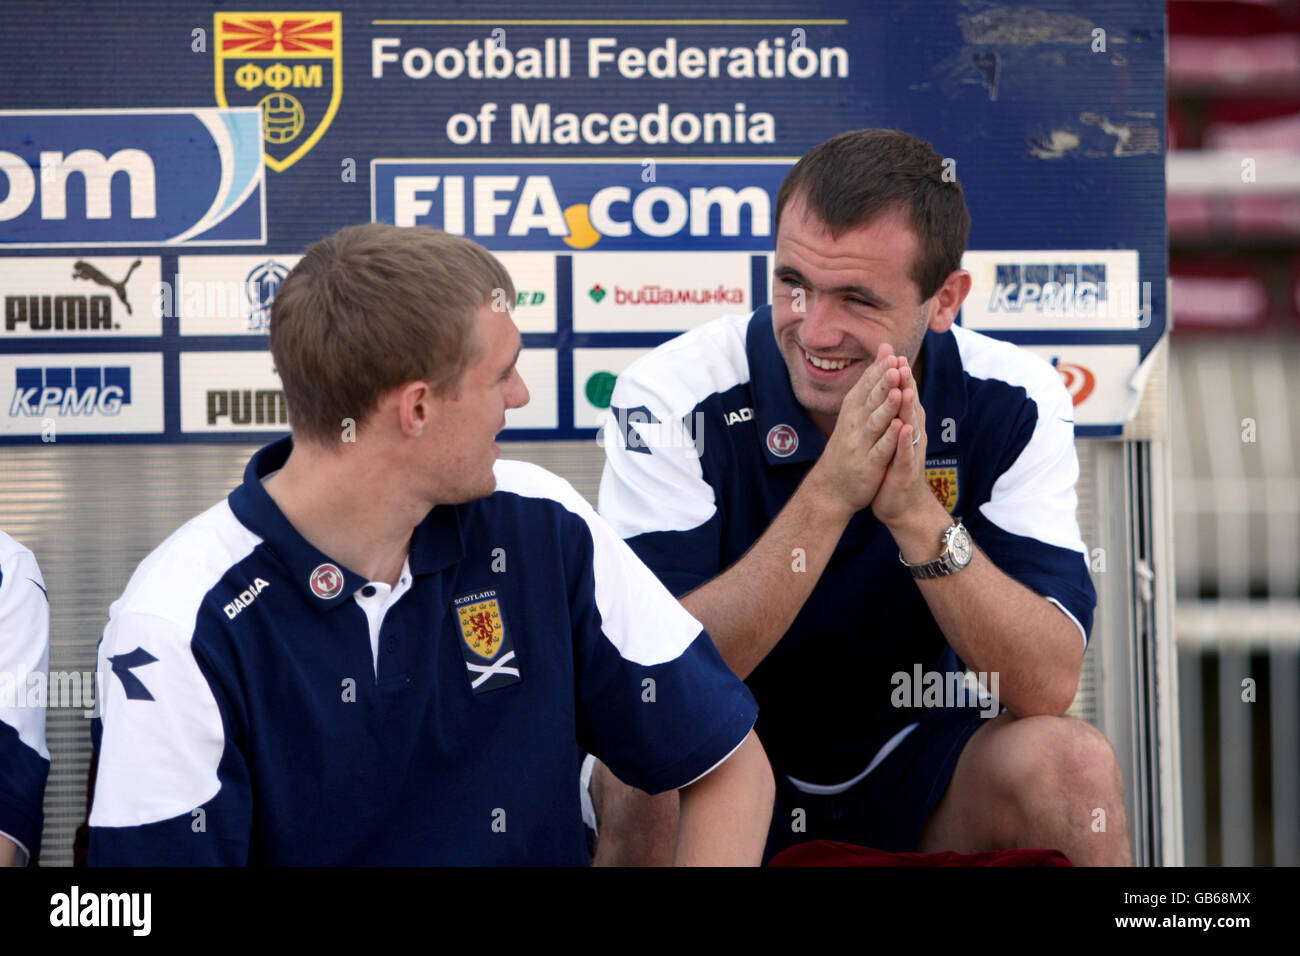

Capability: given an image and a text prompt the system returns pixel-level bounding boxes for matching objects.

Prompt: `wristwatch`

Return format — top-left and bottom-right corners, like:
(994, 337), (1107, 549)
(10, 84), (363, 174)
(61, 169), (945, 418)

(899, 521), (973, 579)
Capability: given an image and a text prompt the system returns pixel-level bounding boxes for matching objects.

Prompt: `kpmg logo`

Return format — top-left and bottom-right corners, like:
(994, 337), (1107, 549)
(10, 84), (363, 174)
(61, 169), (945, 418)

(372, 160), (790, 252)
(10, 366), (130, 417)
(0, 108), (266, 247)
(989, 262), (1109, 314)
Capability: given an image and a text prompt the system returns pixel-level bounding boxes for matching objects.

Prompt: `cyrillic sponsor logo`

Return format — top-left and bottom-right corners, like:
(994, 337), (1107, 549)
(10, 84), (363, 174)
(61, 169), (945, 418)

(0, 109), (265, 247)
(573, 251), (754, 332)
(608, 284), (745, 306)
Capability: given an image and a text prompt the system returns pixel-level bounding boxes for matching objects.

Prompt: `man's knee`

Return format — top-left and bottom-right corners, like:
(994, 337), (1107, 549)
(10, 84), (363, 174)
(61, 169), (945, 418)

(1001, 715), (1122, 799)
(590, 759), (679, 866)
(986, 716), (1127, 843)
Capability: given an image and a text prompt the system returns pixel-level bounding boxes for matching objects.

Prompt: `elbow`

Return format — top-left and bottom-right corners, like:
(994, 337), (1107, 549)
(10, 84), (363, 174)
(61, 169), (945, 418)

(1007, 670), (1079, 719)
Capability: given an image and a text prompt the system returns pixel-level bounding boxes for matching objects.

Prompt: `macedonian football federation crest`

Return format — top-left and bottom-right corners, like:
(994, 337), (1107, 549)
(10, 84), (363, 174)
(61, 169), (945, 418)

(452, 589), (521, 694)
(925, 458), (960, 514)
(215, 12), (342, 173)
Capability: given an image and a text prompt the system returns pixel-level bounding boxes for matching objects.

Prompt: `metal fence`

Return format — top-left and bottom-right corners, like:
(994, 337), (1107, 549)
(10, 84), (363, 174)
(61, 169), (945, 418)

(1171, 334), (1300, 866)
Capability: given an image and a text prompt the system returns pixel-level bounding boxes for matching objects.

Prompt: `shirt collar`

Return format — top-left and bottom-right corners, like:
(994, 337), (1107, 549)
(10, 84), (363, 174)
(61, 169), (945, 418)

(746, 308), (969, 463)
(746, 305), (827, 465)
(228, 436), (466, 609)
(917, 327), (968, 452)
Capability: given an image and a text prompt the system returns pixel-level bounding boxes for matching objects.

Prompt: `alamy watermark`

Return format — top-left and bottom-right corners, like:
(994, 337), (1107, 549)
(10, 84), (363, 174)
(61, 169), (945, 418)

(1, 669), (106, 718)
(890, 665), (1001, 719)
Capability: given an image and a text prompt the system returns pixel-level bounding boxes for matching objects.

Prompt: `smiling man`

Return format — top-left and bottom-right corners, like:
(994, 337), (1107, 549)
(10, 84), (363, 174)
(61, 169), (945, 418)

(88, 223), (772, 866)
(592, 129), (1130, 865)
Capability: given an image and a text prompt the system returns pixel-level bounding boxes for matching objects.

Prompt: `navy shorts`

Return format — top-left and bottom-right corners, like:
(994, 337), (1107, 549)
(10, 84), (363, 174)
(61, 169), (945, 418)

(762, 707), (989, 864)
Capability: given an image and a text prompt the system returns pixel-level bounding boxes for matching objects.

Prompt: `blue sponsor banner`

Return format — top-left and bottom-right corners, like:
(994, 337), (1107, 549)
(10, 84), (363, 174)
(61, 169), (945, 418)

(0, 108), (265, 248)
(0, 0), (1165, 442)
(372, 159), (789, 252)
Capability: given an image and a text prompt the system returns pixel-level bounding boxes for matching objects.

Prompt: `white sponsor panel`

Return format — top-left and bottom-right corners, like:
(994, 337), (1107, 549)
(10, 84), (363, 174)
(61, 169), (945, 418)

(572, 252), (751, 332)
(176, 255), (302, 335)
(572, 348), (653, 428)
(961, 250), (1143, 331)
(1023, 344), (1144, 428)
(495, 253), (556, 333)
(1, 257), (162, 337)
(504, 348), (557, 430)
(181, 351), (288, 433)
(1, 353), (163, 435)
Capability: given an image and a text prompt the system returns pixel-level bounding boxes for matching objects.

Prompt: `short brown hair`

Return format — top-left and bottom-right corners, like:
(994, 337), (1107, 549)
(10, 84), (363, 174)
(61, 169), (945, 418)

(774, 129), (970, 300)
(270, 223), (515, 444)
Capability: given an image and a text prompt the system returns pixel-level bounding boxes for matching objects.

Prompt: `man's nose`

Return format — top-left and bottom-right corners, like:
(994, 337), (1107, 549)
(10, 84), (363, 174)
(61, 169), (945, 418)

(507, 369), (530, 410)
(798, 292), (842, 350)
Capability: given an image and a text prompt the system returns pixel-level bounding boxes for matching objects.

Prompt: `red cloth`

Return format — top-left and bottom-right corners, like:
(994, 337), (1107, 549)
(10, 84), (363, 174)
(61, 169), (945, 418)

(769, 840), (1073, 867)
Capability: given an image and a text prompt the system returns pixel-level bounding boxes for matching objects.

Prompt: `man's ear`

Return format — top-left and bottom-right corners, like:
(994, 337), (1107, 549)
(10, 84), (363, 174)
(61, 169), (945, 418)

(928, 269), (972, 334)
(395, 380), (436, 437)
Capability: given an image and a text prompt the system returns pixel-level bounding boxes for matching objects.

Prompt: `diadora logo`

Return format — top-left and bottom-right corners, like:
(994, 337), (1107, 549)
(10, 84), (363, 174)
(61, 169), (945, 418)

(215, 12), (343, 173)
(724, 407), (754, 426)
(224, 577), (270, 619)
(372, 160), (790, 251)
(9, 366), (130, 417)
(0, 108), (265, 247)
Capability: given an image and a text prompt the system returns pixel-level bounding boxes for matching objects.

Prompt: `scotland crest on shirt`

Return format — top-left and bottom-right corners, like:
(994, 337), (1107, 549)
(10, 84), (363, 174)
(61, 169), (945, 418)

(452, 589), (521, 694)
(925, 457), (960, 513)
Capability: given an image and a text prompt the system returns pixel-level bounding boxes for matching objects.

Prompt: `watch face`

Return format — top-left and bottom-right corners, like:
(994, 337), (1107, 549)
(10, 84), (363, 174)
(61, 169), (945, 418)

(949, 525), (973, 567)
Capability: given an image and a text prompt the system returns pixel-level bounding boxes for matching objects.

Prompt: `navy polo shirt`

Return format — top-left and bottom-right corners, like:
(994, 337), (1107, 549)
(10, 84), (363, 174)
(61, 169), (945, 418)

(89, 437), (756, 865)
(0, 531), (50, 865)
(598, 306), (1096, 786)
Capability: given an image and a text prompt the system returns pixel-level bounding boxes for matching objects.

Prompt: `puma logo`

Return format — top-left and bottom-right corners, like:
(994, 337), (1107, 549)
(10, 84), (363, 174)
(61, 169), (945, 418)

(72, 259), (141, 315)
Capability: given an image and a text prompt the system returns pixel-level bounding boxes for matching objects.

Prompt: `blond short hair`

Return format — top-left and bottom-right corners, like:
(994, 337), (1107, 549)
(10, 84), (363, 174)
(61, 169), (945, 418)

(270, 224), (516, 444)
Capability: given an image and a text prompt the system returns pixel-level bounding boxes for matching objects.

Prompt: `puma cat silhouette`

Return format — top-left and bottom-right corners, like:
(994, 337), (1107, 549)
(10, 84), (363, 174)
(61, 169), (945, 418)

(72, 259), (141, 315)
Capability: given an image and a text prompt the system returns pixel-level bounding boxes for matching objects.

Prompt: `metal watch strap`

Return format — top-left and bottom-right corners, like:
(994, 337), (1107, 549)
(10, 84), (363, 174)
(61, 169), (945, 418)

(903, 553), (955, 579)
(899, 521), (966, 579)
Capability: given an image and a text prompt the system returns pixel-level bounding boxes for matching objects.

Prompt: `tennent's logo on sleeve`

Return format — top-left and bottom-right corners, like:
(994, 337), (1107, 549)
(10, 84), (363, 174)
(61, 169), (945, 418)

(0, 109), (265, 247)
(372, 159), (790, 251)
(215, 12), (342, 173)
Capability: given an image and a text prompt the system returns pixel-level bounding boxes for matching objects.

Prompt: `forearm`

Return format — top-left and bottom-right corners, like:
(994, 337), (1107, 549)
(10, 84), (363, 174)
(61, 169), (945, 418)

(674, 730), (774, 866)
(892, 500), (1081, 716)
(682, 472), (853, 679)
